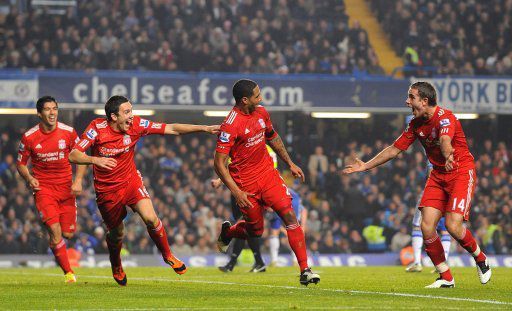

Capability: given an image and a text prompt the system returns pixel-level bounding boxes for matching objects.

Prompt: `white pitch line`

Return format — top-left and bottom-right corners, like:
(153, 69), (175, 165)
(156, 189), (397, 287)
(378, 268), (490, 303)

(1, 271), (510, 306)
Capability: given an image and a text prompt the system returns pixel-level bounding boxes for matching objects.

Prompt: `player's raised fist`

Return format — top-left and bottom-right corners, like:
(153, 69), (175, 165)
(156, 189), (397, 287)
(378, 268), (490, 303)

(342, 158), (366, 174)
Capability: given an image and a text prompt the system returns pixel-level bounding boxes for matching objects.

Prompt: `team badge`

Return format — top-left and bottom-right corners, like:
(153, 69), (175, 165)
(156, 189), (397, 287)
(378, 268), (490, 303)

(140, 119), (150, 128)
(258, 119), (266, 129)
(86, 129), (98, 139)
(58, 139), (66, 150)
(123, 134), (132, 145)
(219, 131), (231, 143)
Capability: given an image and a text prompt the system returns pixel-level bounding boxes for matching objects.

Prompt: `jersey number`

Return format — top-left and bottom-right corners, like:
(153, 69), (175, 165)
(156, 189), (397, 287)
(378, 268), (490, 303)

(452, 198), (465, 212)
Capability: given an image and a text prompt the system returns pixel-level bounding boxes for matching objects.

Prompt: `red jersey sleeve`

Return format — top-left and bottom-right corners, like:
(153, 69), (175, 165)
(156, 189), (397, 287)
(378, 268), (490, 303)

(215, 123), (237, 154)
(134, 116), (166, 136)
(438, 114), (456, 139)
(74, 121), (99, 152)
(17, 135), (31, 165)
(70, 130), (79, 149)
(260, 106), (278, 141)
(393, 121), (416, 151)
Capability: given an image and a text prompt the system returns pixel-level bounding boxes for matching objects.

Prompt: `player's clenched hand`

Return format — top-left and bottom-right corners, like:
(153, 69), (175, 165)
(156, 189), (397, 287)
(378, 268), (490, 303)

(445, 153), (455, 171)
(71, 180), (83, 196)
(233, 189), (255, 208)
(206, 125), (220, 135)
(92, 157), (117, 170)
(290, 163), (305, 182)
(211, 178), (223, 189)
(342, 158), (366, 174)
(27, 177), (41, 191)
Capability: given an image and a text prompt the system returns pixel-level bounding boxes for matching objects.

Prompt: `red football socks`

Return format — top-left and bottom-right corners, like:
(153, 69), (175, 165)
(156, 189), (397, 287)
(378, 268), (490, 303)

(51, 239), (73, 274)
(286, 224), (308, 271)
(227, 221), (249, 239)
(106, 237), (123, 268)
(457, 228), (487, 263)
(424, 235), (453, 281)
(147, 219), (172, 259)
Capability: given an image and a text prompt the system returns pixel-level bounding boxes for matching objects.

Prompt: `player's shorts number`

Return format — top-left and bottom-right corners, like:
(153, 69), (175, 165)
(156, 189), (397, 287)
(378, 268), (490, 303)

(452, 197), (465, 212)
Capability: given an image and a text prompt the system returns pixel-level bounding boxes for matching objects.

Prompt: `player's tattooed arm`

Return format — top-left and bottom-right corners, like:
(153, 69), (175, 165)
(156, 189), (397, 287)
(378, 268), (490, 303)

(268, 135), (305, 182)
(164, 124), (220, 135)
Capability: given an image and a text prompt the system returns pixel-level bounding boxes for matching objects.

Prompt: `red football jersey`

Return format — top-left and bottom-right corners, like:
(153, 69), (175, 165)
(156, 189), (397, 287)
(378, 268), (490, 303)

(393, 106), (475, 171)
(215, 105), (278, 185)
(74, 115), (165, 193)
(17, 122), (79, 186)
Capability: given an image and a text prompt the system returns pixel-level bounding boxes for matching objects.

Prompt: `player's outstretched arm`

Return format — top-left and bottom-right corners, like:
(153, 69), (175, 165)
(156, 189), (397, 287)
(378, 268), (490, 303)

(164, 124), (220, 136)
(214, 151), (254, 208)
(69, 149), (117, 170)
(16, 164), (40, 191)
(343, 145), (402, 174)
(267, 135), (305, 182)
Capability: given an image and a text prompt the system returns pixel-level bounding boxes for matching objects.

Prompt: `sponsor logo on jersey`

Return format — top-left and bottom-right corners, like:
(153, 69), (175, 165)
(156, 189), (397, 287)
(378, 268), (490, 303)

(58, 139), (66, 150)
(140, 119), (150, 128)
(35, 144), (42, 149)
(59, 151), (65, 159)
(97, 121), (108, 129)
(258, 118), (266, 129)
(244, 128), (250, 134)
(86, 129), (98, 139)
(123, 134), (132, 145)
(440, 118), (450, 127)
(151, 123), (162, 129)
(19, 142), (25, 152)
(219, 131), (231, 143)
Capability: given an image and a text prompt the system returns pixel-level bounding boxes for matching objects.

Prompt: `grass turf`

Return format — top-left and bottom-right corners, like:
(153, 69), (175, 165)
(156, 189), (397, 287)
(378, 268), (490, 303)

(0, 266), (510, 310)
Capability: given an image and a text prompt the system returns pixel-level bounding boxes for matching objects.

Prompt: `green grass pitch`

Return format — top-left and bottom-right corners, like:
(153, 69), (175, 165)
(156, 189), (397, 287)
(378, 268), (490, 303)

(1, 267), (511, 310)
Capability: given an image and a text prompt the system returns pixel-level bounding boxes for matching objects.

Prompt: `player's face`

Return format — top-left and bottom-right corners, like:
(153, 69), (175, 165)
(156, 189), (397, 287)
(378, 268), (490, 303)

(246, 85), (262, 113)
(112, 102), (134, 132)
(38, 101), (58, 129)
(405, 88), (428, 118)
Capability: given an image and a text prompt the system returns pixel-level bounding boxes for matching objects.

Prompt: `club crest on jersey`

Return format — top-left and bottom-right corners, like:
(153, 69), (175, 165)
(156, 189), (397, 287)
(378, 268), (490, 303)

(86, 129), (98, 139)
(140, 119), (150, 128)
(219, 131), (231, 143)
(58, 139), (66, 150)
(440, 118), (450, 127)
(123, 134), (132, 145)
(258, 119), (265, 129)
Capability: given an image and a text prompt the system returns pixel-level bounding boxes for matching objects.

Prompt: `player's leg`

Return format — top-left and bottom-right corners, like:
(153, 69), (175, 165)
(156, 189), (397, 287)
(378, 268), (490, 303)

(445, 168), (490, 284)
(220, 196), (244, 271)
(47, 222), (74, 279)
(132, 197), (187, 275)
(269, 216), (282, 266)
(59, 196), (79, 282)
(407, 208), (423, 272)
(421, 206), (454, 288)
(437, 218), (451, 261)
(107, 222), (127, 285)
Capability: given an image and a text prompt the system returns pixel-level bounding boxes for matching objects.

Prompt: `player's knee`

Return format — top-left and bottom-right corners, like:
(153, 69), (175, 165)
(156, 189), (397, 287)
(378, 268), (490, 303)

(444, 219), (461, 237)
(420, 221), (436, 237)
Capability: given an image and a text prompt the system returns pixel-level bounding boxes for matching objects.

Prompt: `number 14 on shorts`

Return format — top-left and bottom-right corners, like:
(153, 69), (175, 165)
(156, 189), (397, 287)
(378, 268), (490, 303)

(451, 197), (466, 212)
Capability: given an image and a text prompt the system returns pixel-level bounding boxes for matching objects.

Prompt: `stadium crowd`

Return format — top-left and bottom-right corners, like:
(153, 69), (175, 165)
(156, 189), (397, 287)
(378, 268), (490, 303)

(0, 116), (510, 257)
(371, 0), (512, 76)
(0, 0), (385, 75)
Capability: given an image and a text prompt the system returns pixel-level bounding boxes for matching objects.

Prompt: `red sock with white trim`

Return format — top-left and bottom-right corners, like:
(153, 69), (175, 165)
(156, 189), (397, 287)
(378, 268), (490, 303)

(456, 228), (487, 263)
(286, 224), (308, 271)
(147, 219), (172, 259)
(106, 237), (123, 268)
(50, 239), (73, 274)
(424, 235), (453, 281)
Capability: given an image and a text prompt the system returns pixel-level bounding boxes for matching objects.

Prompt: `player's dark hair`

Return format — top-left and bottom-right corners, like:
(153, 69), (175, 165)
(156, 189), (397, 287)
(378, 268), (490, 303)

(36, 96), (57, 113)
(410, 82), (437, 106)
(105, 95), (129, 121)
(232, 79), (257, 103)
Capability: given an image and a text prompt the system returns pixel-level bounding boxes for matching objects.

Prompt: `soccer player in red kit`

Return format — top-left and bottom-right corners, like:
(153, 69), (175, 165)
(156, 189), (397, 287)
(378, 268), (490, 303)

(343, 82), (491, 288)
(16, 96), (86, 283)
(69, 95), (219, 286)
(215, 79), (320, 286)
